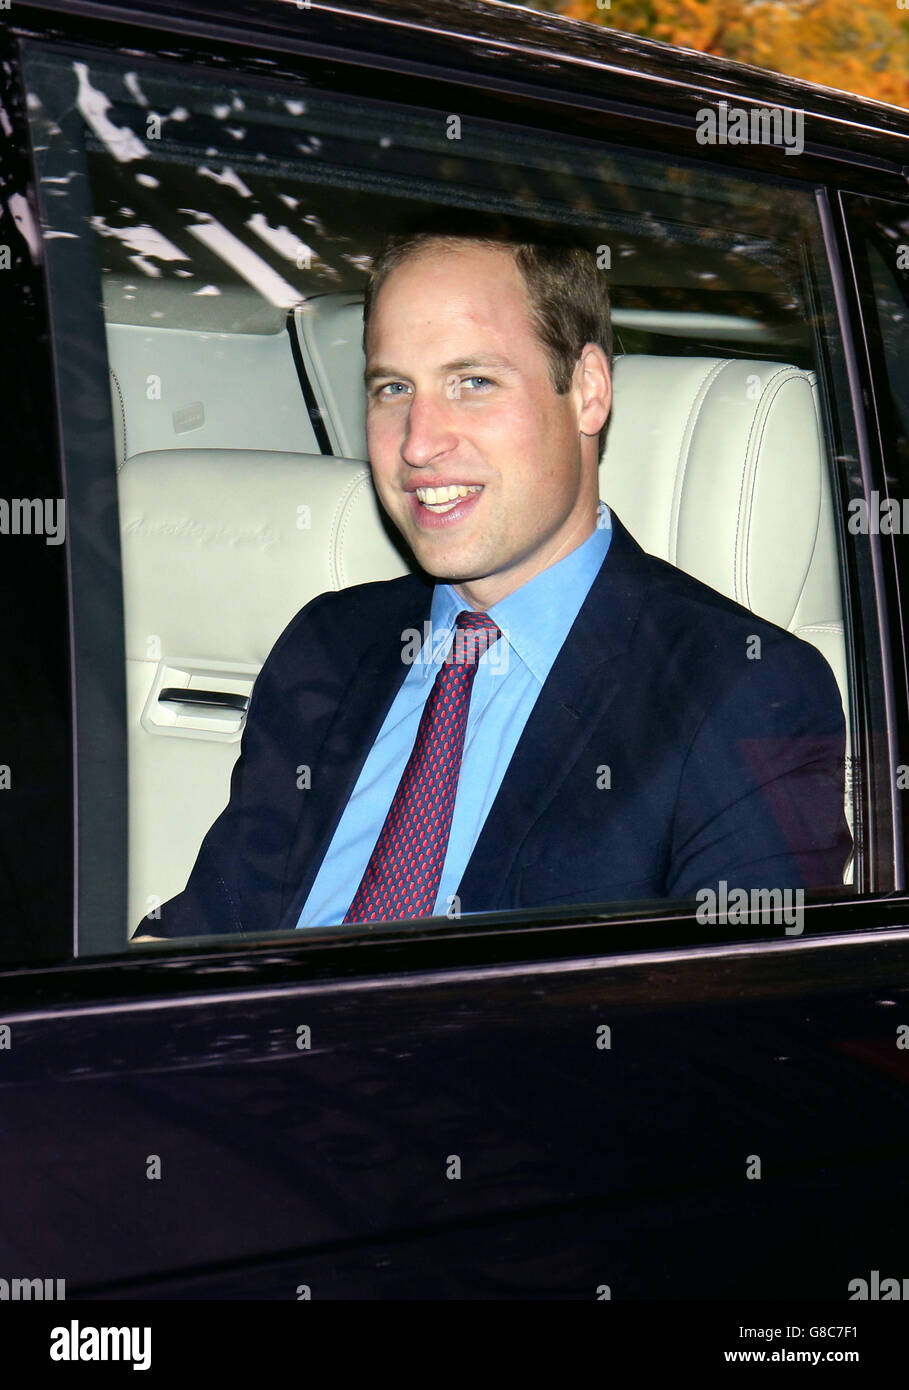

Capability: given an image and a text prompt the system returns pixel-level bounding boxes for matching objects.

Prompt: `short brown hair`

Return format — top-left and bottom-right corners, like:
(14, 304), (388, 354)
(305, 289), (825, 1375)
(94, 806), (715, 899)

(363, 212), (613, 454)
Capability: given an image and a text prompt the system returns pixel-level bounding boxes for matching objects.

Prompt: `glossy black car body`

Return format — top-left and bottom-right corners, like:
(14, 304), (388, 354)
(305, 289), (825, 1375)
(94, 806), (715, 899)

(2, 0), (909, 1300)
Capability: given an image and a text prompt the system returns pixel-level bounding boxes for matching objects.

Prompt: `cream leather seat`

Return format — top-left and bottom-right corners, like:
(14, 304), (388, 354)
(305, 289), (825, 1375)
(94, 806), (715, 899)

(601, 355), (852, 870)
(118, 448), (410, 930)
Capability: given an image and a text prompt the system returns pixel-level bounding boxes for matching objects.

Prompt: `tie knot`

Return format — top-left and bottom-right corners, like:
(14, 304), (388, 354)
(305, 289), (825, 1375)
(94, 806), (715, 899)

(450, 609), (501, 665)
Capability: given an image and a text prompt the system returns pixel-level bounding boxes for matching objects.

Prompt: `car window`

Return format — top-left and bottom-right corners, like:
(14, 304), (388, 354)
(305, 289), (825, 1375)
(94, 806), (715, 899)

(17, 41), (890, 958)
(839, 192), (909, 880)
(843, 195), (909, 473)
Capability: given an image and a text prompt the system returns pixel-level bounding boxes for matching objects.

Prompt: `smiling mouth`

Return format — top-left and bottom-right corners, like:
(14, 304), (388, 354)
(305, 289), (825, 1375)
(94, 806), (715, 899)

(414, 484), (483, 514)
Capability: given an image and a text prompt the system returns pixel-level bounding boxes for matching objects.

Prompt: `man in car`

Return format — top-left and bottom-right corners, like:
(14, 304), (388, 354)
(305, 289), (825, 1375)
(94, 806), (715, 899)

(133, 214), (851, 940)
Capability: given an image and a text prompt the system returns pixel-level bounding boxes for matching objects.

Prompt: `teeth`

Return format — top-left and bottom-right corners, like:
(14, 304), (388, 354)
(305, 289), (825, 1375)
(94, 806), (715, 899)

(415, 484), (482, 508)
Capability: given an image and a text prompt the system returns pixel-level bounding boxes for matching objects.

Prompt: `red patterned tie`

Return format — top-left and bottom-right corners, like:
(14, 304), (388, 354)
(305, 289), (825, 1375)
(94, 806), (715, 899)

(343, 609), (501, 923)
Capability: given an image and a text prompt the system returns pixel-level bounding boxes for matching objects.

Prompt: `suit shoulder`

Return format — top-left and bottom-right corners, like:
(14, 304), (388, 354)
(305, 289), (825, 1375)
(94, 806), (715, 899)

(609, 534), (838, 707)
(263, 571), (431, 672)
(631, 545), (807, 652)
(301, 571), (433, 641)
(322, 570), (433, 620)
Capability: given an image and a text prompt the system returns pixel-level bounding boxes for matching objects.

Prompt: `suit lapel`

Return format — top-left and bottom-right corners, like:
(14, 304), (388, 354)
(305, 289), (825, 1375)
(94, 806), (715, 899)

(277, 579), (434, 928)
(456, 516), (654, 912)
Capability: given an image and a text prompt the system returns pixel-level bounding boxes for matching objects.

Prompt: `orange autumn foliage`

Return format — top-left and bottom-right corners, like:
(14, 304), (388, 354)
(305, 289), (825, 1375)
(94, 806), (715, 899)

(540, 0), (909, 110)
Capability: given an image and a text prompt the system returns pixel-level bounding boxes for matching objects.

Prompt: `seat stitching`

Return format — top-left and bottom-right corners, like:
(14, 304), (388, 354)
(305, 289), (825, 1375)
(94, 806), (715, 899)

(668, 359), (727, 563)
(331, 467), (372, 588)
(110, 367), (128, 472)
(733, 365), (797, 610)
(743, 369), (822, 624)
(783, 377), (826, 625)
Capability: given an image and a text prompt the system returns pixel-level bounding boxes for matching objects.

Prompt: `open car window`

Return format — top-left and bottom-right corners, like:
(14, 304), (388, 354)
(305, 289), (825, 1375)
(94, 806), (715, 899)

(16, 42), (893, 958)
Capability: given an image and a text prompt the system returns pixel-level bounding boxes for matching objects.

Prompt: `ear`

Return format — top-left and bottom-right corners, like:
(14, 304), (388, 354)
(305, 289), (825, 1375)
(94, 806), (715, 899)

(575, 343), (612, 439)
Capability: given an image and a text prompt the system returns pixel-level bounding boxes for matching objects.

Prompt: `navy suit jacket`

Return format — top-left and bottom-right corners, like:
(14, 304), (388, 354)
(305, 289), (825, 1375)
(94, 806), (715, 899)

(140, 514), (851, 939)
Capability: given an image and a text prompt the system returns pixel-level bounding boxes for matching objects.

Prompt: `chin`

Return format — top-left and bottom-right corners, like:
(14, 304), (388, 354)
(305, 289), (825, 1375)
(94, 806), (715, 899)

(416, 558), (469, 583)
(410, 541), (475, 578)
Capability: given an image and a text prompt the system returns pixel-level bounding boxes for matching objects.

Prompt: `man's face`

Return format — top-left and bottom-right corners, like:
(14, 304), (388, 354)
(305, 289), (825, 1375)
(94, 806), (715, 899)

(364, 242), (610, 609)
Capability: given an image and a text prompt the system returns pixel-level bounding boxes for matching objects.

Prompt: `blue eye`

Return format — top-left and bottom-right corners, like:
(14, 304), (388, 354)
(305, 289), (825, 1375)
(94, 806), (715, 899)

(370, 376), (495, 401)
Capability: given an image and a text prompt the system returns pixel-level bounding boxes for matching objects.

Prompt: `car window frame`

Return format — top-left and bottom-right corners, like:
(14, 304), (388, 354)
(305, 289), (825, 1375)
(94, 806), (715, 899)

(5, 15), (908, 972)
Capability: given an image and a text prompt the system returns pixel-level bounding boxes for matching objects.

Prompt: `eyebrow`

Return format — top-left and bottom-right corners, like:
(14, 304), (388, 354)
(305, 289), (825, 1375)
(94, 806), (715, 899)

(364, 353), (520, 386)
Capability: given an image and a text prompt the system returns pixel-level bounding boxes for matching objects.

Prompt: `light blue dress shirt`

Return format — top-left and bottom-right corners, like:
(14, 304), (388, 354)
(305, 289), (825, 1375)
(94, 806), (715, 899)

(297, 504), (613, 927)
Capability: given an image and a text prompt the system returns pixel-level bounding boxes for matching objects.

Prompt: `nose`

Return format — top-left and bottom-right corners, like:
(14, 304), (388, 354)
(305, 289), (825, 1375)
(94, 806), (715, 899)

(400, 387), (459, 468)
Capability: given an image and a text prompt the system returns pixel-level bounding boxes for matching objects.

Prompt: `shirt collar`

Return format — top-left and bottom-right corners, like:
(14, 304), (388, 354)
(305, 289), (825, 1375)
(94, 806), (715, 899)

(428, 503), (612, 684)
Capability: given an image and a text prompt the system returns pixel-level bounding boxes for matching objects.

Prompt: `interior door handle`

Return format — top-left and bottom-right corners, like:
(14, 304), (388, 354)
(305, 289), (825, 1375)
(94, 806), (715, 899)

(158, 687), (250, 713)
